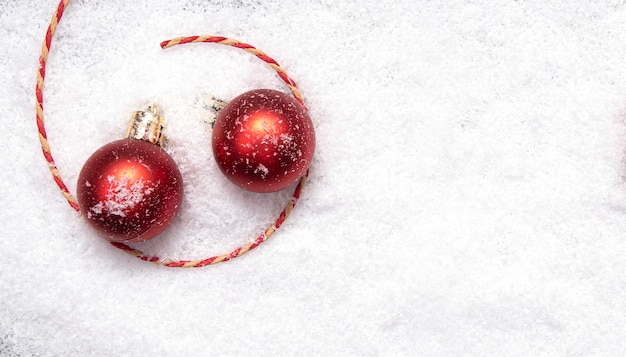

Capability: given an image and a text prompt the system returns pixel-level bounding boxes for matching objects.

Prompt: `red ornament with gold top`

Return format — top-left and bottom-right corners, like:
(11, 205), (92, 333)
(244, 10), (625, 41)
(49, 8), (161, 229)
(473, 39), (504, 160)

(76, 105), (184, 243)
(212, 89), (315, 193)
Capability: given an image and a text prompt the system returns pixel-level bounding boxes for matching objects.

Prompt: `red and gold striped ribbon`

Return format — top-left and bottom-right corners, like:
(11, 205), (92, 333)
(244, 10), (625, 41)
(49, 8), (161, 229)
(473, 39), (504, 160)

(36, 0), (311, 268)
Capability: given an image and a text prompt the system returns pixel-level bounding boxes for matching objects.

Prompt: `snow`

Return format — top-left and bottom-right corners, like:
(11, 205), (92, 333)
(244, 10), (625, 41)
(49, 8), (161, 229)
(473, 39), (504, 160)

(2, 0), (626, 355)
(90, 175), (154, 218)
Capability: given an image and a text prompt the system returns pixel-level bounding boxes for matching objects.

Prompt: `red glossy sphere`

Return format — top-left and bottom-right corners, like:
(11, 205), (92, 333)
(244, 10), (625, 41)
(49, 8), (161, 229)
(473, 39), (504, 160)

(212, 89), (315, 193)
(76, 138), (184, 243)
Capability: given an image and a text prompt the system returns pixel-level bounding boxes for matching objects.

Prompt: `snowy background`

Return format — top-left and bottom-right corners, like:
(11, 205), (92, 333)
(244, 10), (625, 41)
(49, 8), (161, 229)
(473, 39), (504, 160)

(2, 0), (626, 355)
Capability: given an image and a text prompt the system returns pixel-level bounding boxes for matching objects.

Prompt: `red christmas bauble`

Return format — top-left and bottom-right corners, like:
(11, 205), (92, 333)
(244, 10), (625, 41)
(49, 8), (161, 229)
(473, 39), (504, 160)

(76, 138), (184, 243)
(212, 89), (315, 193)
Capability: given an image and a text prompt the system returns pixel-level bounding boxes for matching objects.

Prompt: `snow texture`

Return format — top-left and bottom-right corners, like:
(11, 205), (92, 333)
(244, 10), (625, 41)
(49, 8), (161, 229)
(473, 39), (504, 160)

(2, 0), (626, 356)
(90, 176), (154, 218)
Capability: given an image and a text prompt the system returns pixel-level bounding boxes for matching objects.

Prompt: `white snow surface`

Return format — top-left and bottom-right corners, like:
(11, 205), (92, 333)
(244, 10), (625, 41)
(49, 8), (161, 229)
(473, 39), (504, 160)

(2, 0), (626, 355)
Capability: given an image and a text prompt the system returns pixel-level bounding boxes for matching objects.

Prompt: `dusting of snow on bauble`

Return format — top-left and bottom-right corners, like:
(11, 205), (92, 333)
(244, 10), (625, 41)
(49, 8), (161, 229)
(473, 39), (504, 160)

(212, 89), (315, 193)
(76, 138), (183, 243)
